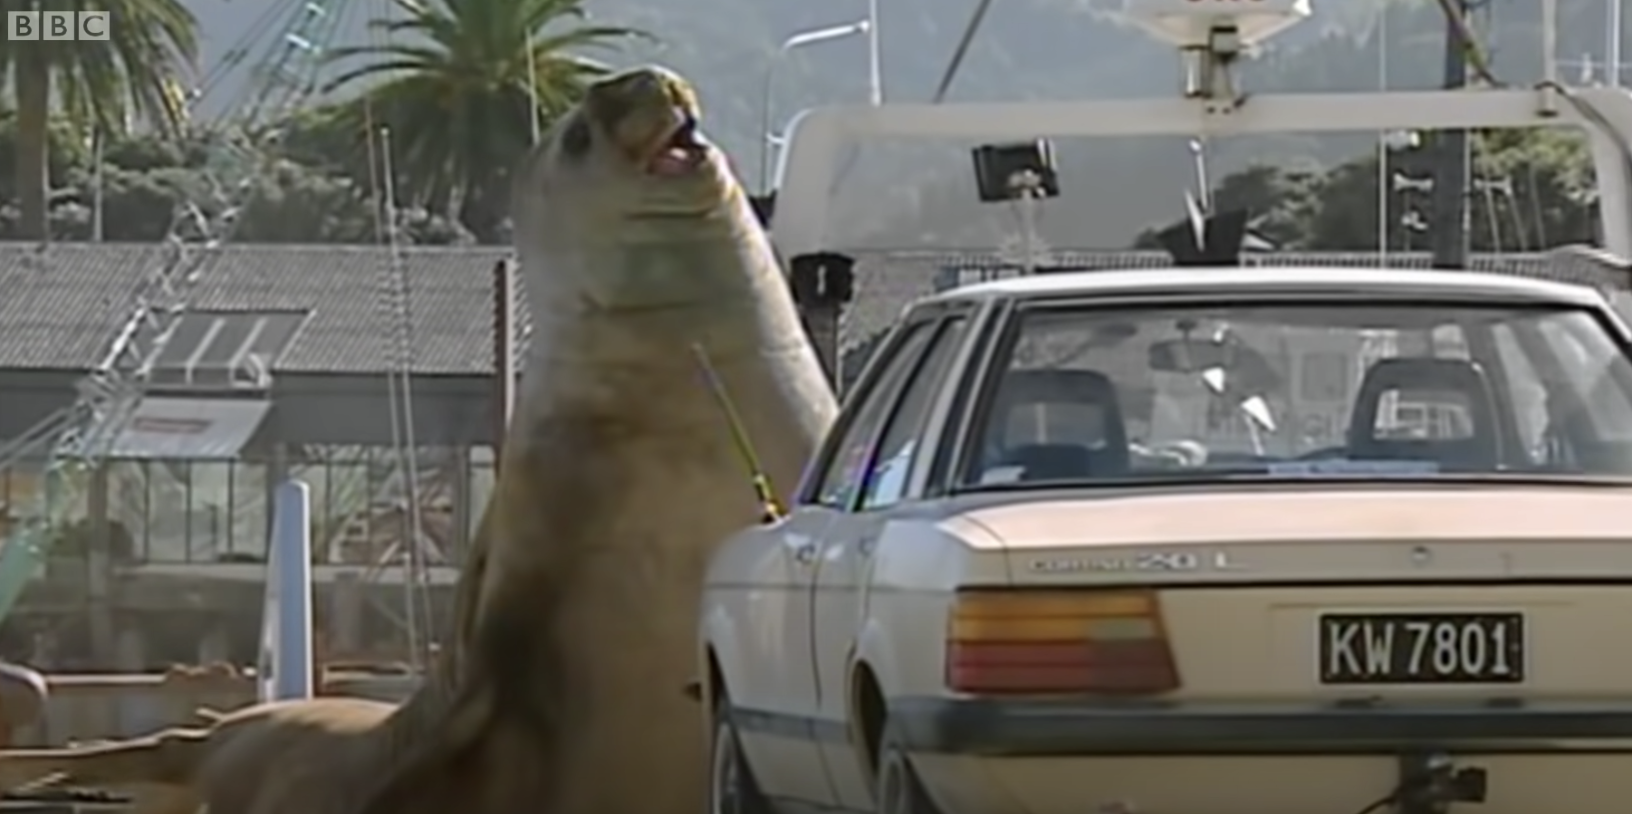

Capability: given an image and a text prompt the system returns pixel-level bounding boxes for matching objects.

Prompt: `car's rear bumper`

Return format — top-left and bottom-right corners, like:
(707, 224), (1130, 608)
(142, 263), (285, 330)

(890, 696), (1632, 756)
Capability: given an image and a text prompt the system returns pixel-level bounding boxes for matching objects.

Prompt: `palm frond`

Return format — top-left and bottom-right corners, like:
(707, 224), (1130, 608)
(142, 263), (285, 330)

(313, 0), (652, 234)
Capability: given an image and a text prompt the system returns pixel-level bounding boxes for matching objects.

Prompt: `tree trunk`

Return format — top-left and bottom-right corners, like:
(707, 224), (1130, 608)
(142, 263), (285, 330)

(14, 53), (52, 242)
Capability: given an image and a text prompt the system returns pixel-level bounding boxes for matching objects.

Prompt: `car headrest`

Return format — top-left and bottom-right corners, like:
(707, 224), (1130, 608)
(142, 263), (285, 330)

(1001, 443), (1095, 481)
(1348, 357), (1500, 466)
(992, 369), (1119, 407)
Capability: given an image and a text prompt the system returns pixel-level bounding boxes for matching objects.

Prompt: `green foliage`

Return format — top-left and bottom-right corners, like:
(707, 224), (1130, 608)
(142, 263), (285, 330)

(1143, 129), (1598, 253)
(318, 0), (650, 240)
(0, 0), (198, 238)
(0, 122), (469, 244)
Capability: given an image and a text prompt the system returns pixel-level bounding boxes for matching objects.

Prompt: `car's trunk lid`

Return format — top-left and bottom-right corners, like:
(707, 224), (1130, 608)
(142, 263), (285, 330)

(945, 485), (1632, 703)
(945, 484), (1632, 584)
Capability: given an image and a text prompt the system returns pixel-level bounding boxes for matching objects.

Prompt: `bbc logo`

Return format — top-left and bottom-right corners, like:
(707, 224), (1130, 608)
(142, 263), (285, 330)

(8, 12), (110, 41)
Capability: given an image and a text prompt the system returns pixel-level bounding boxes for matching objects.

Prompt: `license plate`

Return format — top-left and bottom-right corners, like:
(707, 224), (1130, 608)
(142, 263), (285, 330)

(1318, 613), (1525, 684)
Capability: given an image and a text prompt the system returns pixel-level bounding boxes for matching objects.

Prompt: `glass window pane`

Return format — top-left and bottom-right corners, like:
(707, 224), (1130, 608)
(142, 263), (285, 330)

(1491, 324), (1546, 461)
(1, 466), (19, 542)
(959, 301), (1632, 484)
(321, 447), (372, 565)
(232, 461), (269, 561)
(138, 462), (150, 560)
(145, 461), (189, 562)
(468, 446), (495, 543)
(106, 462), (145, 562)
(860, 317), (969, 510)
(811, 324), (934, 508)
(1536, 313), (1632, 436)
(289, 446), (332, 564)
(419, 447), (455, 566)
(188, 462), (231, 562)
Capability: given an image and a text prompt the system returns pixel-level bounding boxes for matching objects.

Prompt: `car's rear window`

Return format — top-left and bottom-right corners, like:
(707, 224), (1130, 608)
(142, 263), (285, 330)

(956, 300), (1632, 487)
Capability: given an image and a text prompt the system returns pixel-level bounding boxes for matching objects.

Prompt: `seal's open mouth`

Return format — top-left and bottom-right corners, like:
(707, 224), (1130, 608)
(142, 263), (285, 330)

(645, 112), (706, 176)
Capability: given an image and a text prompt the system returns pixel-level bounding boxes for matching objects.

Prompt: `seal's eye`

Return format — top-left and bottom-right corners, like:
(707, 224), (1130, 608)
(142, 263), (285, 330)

(624, 71), (661, 97)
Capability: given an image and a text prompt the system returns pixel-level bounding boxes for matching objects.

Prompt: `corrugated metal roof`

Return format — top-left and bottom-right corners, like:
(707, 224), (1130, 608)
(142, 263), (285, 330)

(0, 243), (513, 375)
(0, 243), (1571, 377)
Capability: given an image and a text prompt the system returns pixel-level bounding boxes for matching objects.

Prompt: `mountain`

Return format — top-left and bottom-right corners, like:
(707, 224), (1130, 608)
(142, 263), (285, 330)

(182, 0), (1622, 246)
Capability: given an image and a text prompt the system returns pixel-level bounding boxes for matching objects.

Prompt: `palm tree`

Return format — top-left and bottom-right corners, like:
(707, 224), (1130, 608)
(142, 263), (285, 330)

(0, 0), (197, 240)
(323, 0), (649, 241)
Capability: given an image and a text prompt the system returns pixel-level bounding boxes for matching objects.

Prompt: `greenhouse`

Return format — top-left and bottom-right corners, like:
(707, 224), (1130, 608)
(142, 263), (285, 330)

(0, 241), (512, 669)
(0, 445), (495, 571)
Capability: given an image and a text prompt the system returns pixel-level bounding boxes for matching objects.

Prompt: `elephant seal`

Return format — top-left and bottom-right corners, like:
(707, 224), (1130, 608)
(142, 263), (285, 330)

(351, 65), (836, 814)
(0, 697), (396, 814)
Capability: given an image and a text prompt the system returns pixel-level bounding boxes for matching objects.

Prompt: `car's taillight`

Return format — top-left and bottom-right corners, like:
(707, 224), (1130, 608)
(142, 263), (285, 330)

(946, 589), (1178, 695)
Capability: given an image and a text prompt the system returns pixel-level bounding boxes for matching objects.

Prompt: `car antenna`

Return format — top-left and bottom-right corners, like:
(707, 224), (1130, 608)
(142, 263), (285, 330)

(692, 343), (786, 524)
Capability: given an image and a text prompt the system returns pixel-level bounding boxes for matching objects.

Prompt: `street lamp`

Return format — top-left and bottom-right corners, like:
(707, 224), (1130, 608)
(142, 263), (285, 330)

(1610, 0), (1623, 88)
(864, 0), (882, 106)
(758, 20), (870, 192)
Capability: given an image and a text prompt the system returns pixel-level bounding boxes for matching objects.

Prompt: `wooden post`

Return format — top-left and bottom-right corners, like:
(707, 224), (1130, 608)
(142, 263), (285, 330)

(492, 259), (517, 474)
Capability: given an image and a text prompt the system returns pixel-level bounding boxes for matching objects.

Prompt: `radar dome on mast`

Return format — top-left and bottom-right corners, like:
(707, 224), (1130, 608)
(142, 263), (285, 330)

(1121, 0), (1311, 101)
(1121, 0), (1312, 51)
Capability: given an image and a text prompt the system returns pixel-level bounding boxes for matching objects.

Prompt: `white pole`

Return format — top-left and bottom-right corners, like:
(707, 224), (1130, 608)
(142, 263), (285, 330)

(1376, 8), (1388, 264)
(758, 21), (870, 191)
(1541, 0), (1558, 114)
(260, 479), (314, 702)
(866, 0), (882, 105)
(1611, 0), (1624, 88)
(91, 132), (104, 242)
(526, 30), (542, 145)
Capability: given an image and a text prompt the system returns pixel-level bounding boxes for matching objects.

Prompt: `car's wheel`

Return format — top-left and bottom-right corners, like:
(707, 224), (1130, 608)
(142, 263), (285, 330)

(710, 700), (774, 814)
(875, 723), (944, 814)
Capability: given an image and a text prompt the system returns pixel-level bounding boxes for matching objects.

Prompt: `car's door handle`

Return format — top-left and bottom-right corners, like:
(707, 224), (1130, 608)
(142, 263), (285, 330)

(792, 543), (819, 565)
(857, 537), (877, 557)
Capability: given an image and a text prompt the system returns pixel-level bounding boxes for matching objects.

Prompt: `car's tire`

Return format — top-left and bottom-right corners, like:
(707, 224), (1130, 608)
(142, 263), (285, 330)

(710, 700), (775, 814)
(875, 723), (944, 814)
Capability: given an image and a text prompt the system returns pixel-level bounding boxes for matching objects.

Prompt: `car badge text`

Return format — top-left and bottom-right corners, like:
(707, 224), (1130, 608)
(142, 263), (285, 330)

(1028, 551), (1238, 573)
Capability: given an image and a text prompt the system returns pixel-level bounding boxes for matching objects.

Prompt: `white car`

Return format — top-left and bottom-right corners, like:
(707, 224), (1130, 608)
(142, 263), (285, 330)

(698, 265), (1632, 814)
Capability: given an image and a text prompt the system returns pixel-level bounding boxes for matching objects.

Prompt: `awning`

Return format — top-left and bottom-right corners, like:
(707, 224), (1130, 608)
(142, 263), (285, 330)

(108, 397), (273, 460)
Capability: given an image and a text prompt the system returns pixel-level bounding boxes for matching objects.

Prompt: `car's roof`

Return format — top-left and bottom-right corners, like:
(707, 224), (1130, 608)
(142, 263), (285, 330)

(919, 266), (1606, 308)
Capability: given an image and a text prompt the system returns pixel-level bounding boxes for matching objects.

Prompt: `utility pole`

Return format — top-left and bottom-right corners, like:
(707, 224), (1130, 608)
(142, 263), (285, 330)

(1431, 0), (1472, 269)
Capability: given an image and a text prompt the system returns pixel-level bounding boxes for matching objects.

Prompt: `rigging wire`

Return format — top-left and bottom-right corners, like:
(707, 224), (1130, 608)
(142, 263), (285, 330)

(345, 0), (434, 671)
(825, 0), (991, 232)
(1431, 0), (1502, 88)
(375, 126), (428, 668)
(932, 0), (997, 103)
(194, 0), (307, 103)
(365, 124), (434, 669)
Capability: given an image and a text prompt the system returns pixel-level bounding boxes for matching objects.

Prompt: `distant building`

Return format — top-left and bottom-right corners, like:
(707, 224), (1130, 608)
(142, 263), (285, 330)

(0, 242), (509, 669)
